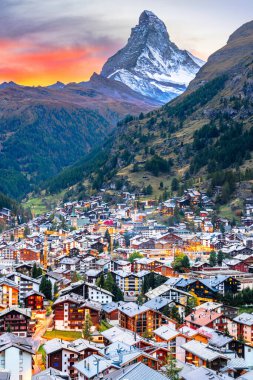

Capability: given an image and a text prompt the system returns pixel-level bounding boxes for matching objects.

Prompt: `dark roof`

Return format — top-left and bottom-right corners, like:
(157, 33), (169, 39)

(24, 290), (45, 299)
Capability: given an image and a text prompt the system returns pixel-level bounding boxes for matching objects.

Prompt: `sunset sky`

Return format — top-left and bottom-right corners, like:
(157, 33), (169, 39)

(1, 0), (252, 86)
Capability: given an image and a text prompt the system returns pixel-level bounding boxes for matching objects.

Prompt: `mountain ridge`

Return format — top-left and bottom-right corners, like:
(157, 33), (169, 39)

(101, 10), (204, 103)
(43, 19), (253, 200)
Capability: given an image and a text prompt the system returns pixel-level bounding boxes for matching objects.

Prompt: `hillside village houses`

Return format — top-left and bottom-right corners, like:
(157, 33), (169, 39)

(0, 191), (253, 378)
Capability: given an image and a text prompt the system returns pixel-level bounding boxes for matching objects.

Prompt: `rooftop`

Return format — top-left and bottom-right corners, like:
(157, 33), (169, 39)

(185, 308), (223, 327)
(153, 325), (179, 341)
(181, 340), (228, 362)
(118, 302), (149, 317)
(101, 326), (142, 346)
(103, 362), (168, 380)
(234, 312), (253, 326)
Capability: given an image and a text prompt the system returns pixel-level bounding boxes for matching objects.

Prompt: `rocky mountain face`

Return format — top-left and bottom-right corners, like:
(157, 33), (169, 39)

(47, 20), (253, 198)
(101, 10), (204, 103)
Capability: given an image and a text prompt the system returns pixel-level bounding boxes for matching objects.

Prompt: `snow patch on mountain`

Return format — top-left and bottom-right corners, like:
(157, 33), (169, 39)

(101, 10), (205, 103)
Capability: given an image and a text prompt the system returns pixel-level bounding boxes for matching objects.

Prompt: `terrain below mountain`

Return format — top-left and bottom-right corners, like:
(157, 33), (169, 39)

(0, 76), (158, 199)
(44, 20), (253, 202)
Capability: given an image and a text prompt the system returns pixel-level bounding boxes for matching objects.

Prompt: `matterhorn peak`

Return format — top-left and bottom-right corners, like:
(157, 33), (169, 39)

(101, 10), (204, 103)
(139, 10), (161, 23)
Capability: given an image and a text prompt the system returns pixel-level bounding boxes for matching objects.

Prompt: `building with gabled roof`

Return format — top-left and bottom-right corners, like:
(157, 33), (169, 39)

(53, 293), (101, 330)
(0, 307), (34, 337)
(0, 278), (18, 308)
(118, 302), (168, 336)
(59, 281), (113, 304)
(145, 283), (192, 305)
(181, 340), (228, 371)
(0, 333), (34, 380)
(184, 307), (227, 331)
(44, 338), (102, 379)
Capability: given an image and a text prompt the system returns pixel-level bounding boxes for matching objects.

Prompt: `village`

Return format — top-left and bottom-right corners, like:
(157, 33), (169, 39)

(0, 189), (253, 379)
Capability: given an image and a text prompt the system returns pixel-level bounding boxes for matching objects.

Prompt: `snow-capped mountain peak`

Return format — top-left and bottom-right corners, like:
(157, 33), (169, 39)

(101, 10), (205, 103)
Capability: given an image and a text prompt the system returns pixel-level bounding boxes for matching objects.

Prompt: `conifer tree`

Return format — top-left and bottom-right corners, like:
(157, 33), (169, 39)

(104, 273), (114, 293)
(166, 354), (181, 380)
(32, 263), (38, 279)
(83, 314), (93, 342)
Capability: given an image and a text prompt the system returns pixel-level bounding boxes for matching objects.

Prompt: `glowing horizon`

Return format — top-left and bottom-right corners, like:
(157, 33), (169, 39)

(0, 0), (252, 86)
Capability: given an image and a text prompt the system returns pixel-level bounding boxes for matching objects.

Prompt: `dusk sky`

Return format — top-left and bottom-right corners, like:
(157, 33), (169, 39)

(1, 0), (252, 86)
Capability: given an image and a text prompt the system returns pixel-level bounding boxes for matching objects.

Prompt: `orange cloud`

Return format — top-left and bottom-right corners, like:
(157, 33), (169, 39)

(0, 38), (109, 86)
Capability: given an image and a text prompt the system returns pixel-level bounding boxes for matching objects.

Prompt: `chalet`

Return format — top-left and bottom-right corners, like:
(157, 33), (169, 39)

(0, 278), (19, 307)
(118, 302), (167, 336)
(160, 201), (176, 216)
(0, 333), (34, 380)
(153, 324), (190, 361)
(110, 260), (131, 273)
(32, 368), (70, 380)
(18, 248), (40, 262)
(15, 263), (33, 277)
(60, 281), (113, 304)
(95, 258), (111, 273)
(44, 338), (101, 379)
(80, 256), (96, 273)
(44, 271), (67, 291)
(112, 270), (149, 297)
(101, 326), (142, 347)
(191, 261), (211, 271)
(98, 341), (160, 370)
(103, 363), (168, 380)
(85, 269), (102, 285)
(226, 255), (253, 272)
(74, 354), (119, 380)
(144, 296), (185, 318)
(145, 282), (192, 305)
(202, 275), (240, 296)
(184, 308), (227, 331)
(59, 257), (80, 272)
(132, 258), (162, 272)
(175, 278), (218, 303)
(0, 307), (35, 337)
(181, 340), (228, 371)
(6, 272), (40, 304)
(24, 290), (44, 311)
(53, 293), (101, 330)
(102, 301), (125, 321)
(233, 313), (253, 344)
(154, 263), (176, 277)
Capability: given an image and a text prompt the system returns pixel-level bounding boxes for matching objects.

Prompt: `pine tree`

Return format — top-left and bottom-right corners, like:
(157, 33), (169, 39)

(113, 284), (124, 302)
(32, 263), (38, 279)
(39, 275), (47, 295)
(209, 251), (217, 267)
(104, 273), (114, 293)
(96, 273), (105, 288)
(185, 296), (198, 316)
(171, 305), (181, 323)
(217, 250), (224, 266)
(37, 266), (43, 277)
(83, 314), (93, 342)
(54, 282), (59, 298)
(171, 178), (179, 192)
(40, 276), (52, 300)
(45, 279), (52, 300)
(166, 354), (181, 380)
